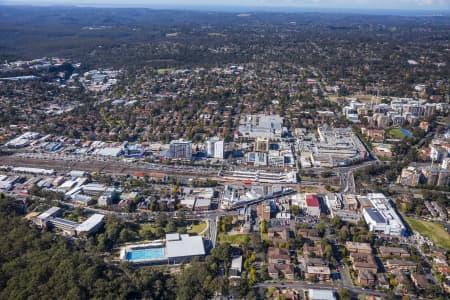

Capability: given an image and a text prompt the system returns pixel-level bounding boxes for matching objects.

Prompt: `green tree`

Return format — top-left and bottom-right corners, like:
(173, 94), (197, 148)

(260, 219), (268, 234)
(338, 288), (351, 300)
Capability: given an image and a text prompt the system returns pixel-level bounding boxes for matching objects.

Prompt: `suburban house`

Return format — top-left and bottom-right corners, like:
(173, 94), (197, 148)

(358, 270), (376, 286)
(268, 247), (290, 264)
(303, 243), (325, 257)
(350, 252), (378, 274)
(385, 259), (417, 272)
(268, 227), (289, 244)
(345, 241), (372, 254)
(378, 246), (410, 258)
(268, 263), (295, 280)
(410, 273), (432, 290)
(297, 228), (322, 242)
(268, 247), (294, 279)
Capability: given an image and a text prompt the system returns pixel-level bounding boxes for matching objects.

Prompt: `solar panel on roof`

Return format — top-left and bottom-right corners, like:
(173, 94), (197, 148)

(366, 208), (386, 224)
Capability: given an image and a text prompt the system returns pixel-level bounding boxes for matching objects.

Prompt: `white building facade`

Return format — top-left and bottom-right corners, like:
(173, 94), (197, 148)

(362, 193), (406, 236)
(206, 137), (224, 159)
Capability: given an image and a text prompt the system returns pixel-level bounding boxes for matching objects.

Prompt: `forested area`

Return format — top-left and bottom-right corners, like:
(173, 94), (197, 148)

(0, 194), (241, 300)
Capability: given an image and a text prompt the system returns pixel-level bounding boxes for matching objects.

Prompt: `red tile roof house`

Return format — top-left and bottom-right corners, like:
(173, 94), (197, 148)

(346, 241), (372, 254)
(350, 252), (378, 274)
(410, 273), (432, 290)
(268, 263), (295, 280)
(297, 228), (321, 242)
(268, 263), (280, 279)
(271, 289), (299, 300)
(358, 270), (376, 286)
(279, 264), (295, 280)
(268, 247), (295, 280)
(303, 243), (325, 258)
(268, 227), (289, 244)
(268, 247), (290, 265)
(302, 256), (330, 280)
(378, 246), (410, 258)
(385, 260), (417, 272)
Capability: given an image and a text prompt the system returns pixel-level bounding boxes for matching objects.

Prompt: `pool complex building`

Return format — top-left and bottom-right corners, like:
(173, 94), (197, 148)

(120, 233), (205, 264)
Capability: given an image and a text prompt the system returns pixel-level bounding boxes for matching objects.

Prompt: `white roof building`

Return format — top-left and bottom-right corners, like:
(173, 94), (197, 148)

(12, 167), (55, 175)
(238, 114), (285, 138)
(362, 193), (406, 236)
(75, 214), (105, 235)
(230, 256), (243, 278)
(206, 136), (224, 159)
(181, 197), (196, 209)
(81, 183), (107, 194)
(165, 233), (181, 241)
(5, 131), (40, 148)
(165, 234), (205, 261)
(96, 147), (123, 157)
(37, 206), (61, 221)
(308, 289), (336, 300)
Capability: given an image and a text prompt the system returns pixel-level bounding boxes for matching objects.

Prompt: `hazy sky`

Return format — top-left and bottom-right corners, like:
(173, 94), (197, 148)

(2, 0), (450, 10)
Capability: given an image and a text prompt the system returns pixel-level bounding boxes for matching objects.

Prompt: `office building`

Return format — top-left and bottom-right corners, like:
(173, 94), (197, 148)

(206, 137), (224, 159)
(169, 139), (192, 159)
(362, 193), (406, 236)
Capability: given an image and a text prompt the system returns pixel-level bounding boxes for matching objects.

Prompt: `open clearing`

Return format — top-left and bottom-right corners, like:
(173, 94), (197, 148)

(389, 128), (408, 139)
(187, 222), (207, 235)
(405, 217), (450, 250)
(219, 233), (249, 245)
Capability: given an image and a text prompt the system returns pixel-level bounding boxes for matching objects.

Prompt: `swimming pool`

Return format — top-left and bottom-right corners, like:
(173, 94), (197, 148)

(400, 128), (413, 138)
(126, 247), (165, 261)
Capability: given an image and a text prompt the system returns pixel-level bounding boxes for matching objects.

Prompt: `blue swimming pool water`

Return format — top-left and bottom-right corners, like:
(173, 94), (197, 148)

(400, 128), (413, 138)
(127, 247), (165, 261)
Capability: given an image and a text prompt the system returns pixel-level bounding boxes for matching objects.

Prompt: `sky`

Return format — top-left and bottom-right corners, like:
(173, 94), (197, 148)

(1, 0), (450, 11)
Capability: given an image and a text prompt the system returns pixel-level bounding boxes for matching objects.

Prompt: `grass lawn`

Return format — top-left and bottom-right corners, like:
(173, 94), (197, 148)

(389, 128), (407, 139)
(139, 222), (207, 238)
(219, 233), (249, 245)
(405, 217), (450, 250)
(157, 68), (174, 75)
(188, 222), (207, 235)
(298, 186), (321, 193)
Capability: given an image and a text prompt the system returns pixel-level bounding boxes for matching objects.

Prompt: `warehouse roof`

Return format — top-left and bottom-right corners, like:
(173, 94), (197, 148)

(76, 214), (104, 233)
(309, 289), (336, 300)
(38, 206), (61, 220)
(96, 147), (123, 157)
(166, 234), (205, 259)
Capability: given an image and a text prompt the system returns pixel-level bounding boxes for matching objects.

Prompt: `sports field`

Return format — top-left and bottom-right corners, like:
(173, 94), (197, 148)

(389, 128), (407, 139)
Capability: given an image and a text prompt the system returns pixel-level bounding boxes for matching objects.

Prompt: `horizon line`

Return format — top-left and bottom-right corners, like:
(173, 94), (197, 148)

(1, 3), (450, 16)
